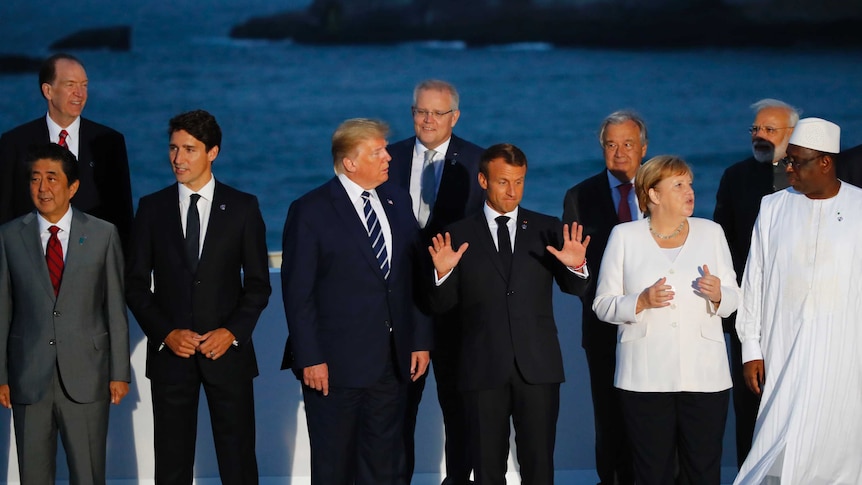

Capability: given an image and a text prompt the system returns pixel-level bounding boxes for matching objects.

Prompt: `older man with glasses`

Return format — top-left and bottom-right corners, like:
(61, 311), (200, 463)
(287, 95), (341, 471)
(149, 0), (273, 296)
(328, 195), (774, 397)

(384, 79), (485, 485)
(713, 98), (799, 468)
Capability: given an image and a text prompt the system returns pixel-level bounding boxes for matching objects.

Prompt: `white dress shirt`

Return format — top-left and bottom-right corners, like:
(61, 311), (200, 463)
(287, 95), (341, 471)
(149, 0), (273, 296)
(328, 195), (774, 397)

(37, 206), (74, 261)
(337, 173), (392, 266)
(177, 175), (215, 258)
(46, 114), (81, 159)
(409, 137), (451, 220)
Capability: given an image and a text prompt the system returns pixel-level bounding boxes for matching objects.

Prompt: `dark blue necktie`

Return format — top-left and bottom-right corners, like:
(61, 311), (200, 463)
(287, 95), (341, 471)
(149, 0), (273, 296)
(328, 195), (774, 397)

(361, 191), (390, 280)
(496, 215), (512, 278)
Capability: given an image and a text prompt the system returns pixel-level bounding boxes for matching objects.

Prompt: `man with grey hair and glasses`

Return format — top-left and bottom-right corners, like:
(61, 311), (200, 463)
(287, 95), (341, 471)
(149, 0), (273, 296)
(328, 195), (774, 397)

(563, 109), (648, 485)
(713, 98), (799, 467)
(386, 79), (484, 485)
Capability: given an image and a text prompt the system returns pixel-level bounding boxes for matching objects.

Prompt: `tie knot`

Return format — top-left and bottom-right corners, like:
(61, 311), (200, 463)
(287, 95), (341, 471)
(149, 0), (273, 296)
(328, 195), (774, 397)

(190, 193), (201, 204)
(58, 130), (68, 146)
(48, 225), (60, 235)
(424, 149), (437, 163)
(361, 191), (371, 201)
(495, 215), (510, 228)
(618, 182), (633, 196)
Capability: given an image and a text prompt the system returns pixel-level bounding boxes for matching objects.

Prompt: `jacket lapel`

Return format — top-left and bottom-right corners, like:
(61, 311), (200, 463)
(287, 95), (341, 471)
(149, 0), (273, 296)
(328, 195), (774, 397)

(19, 214), (56, 299)
(198, 182), (227, 271)
(471, 212), (509, 281)
(329, 179), (387, 283)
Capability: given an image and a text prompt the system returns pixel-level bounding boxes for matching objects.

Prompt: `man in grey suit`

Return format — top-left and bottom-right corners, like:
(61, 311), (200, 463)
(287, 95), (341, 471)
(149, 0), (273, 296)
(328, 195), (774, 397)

(0, 142), (130, 484)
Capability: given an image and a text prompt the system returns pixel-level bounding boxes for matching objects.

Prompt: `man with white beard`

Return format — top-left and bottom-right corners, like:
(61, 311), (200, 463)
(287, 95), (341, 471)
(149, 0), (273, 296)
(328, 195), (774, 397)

(713, 98), (799, 467)
(734, 117), (862, 484)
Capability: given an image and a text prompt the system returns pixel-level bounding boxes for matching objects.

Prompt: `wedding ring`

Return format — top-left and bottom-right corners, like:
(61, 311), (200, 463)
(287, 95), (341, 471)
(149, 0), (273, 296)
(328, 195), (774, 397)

(209, 351), (215, 357)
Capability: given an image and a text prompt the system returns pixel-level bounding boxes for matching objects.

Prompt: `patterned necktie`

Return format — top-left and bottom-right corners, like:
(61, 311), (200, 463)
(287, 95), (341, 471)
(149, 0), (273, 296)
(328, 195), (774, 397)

(361, 191), (390, 280)
(417, 148), (437, 228)
(617, 182), (633, 223)
(186, 193), (201, 271)
(58, 129), (69, 148)
(495, 215), (512, 278)
(46, 225), (64, 296)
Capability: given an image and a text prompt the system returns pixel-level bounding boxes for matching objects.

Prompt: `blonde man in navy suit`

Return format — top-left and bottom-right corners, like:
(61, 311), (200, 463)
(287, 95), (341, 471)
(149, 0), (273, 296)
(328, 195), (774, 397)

(0, 142), (130, 484)
(282, 118), (432, 485)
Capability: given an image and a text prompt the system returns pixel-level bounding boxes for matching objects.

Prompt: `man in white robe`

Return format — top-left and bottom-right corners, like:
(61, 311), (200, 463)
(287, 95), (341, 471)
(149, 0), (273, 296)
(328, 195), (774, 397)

(735, 117), (862, 485)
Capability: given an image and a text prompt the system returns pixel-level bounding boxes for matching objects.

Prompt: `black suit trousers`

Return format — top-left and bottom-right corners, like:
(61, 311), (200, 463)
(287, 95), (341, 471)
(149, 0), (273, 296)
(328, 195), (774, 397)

(403, 312), (471, 485)
(585, 347), (634, 485)
(463, 368), (559, 485)
(151, 359), (258, 485)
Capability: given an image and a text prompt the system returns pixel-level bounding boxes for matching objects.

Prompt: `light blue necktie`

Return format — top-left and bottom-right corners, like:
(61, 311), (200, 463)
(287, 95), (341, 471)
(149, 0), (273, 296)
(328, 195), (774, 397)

(361, 191), (390, 280)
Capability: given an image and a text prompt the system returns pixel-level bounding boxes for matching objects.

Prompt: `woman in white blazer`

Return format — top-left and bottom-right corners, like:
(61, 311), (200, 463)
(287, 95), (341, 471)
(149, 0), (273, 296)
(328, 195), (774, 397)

(593, 155), (740, 485)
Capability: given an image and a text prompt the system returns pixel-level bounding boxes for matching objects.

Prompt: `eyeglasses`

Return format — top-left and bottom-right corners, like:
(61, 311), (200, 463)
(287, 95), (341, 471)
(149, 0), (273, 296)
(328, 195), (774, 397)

(749, 125), (791, 136)
(780, 154), (822, 170)
(412, 108), (454, 120)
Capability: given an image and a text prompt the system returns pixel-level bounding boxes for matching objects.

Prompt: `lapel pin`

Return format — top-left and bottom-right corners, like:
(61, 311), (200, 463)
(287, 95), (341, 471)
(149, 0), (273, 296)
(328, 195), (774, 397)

(79, 235), (87, 245)
(387, 199), (393, 205)
(521, 220), (528, 230)
(220, 204), (226, 211)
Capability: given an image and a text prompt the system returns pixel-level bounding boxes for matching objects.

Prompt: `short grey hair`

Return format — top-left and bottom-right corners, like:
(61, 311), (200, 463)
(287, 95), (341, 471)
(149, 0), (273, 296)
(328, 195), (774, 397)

(413, 79), (460, 111)
(599, 110), (648, 147)
(750, 98), (801, 127)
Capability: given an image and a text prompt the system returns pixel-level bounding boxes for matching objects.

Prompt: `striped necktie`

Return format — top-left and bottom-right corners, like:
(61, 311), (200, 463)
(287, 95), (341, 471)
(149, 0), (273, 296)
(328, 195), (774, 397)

(58, 129), (69, 148)
(361, 191), (390, 280)
(46, 225), (64, 296)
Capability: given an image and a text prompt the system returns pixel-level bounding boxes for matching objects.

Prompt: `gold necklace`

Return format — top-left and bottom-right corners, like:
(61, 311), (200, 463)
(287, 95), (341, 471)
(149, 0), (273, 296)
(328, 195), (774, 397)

(649, 219), (686, 240)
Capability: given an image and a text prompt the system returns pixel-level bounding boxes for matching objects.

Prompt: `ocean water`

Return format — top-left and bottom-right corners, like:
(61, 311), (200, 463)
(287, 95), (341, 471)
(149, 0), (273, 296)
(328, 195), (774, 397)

(2, 1), (862, 250)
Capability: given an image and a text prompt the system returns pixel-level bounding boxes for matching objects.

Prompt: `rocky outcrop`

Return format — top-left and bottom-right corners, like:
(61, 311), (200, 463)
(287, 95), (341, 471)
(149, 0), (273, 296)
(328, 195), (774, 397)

(49, 26), (132, 51)
(229, 1), (862, 47)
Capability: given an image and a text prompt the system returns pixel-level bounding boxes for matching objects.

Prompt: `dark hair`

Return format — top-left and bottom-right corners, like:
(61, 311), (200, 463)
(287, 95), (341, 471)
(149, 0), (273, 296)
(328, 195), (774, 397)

(479, 143), (528, 177)
(26, 143), (79, 185)
(38, 53), (84, 92)
(168, 110), (222, 152)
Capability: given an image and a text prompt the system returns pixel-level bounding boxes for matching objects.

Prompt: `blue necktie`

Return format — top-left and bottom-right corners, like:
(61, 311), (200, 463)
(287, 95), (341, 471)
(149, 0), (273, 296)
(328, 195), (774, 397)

(361, 191), (390, 280)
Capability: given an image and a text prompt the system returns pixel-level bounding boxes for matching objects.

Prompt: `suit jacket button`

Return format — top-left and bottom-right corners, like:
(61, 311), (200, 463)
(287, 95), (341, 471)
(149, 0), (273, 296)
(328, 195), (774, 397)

(53, 311), (60, 317)
(194, 280), (201, 285)
(49, 339), (56, 345)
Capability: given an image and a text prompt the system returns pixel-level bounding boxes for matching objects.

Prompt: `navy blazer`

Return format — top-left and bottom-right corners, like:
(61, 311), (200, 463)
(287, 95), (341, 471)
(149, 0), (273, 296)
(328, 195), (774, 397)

(0, 117), (133, 248)
(562, 171), (622, 353)
(281, 177), (432, 388)
(384, 134), (485, 241)
(430, 208), (588, 391)
(126, 181), (271, 384)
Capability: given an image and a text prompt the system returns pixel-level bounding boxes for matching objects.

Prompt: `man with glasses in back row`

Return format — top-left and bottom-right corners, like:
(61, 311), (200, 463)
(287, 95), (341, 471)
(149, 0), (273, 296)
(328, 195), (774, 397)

(713, 98), (799, 468)
(386, 79), (484, 485)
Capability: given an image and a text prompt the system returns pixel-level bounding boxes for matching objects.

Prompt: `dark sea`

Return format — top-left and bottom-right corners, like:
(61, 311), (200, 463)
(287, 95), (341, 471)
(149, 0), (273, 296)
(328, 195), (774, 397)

(3, 0), (862, 250)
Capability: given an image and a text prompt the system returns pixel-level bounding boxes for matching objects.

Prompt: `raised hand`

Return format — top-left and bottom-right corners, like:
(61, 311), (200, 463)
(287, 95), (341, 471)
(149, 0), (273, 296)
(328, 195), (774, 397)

(696, 263), (722, 304)
(428, 232), (469, 278)
(546, 222), (591, 268)
(637, 277), (675, 313)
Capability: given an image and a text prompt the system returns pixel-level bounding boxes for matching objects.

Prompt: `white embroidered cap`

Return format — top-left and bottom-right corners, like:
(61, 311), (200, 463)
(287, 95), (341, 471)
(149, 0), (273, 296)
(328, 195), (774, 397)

(788, 117), (841, 154)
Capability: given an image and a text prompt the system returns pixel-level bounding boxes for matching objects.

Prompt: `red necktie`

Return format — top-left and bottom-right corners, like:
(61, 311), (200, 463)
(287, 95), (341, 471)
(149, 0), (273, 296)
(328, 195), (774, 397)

(58, 129), (69, 148)
(46, 225), (64, 296)
(617, 183), (633, 223)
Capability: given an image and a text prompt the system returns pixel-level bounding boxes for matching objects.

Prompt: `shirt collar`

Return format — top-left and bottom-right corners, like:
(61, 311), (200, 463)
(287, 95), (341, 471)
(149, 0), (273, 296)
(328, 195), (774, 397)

(337, 173), (377, 202)
(606, 169), (634, 188)
(413, 137), (452, 161)
(177, 175), (216, 202)
(37, 206), (74, 234)
(45, 113), (81, 142)
(483, 202), (519, 225)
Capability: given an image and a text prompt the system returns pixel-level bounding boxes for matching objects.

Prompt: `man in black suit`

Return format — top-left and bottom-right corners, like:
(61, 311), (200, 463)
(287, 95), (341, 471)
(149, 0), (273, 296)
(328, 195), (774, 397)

(837, 142), (862, 188)
(713, 98), (799, 467)
(281, 118), (432, 484)
(429, 143), (590, 485)
(126, 110), (271, 484)
(562, 110), (647, 485)
(0, 53), (133, 249)
(385, 79), (484, 485)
